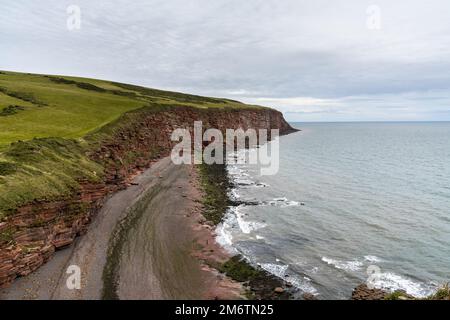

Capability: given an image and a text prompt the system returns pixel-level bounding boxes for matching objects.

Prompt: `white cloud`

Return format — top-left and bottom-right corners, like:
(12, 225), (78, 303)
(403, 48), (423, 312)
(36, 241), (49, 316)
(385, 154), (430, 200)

(1, 0), (450, 121)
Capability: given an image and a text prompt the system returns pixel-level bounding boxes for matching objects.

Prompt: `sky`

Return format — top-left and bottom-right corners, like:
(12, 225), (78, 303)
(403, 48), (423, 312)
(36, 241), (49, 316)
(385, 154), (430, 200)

(1, 0), (450, 121)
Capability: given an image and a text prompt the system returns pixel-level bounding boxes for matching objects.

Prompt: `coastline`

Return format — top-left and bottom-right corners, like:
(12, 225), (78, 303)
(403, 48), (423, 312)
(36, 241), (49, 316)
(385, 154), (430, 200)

(0, 99), (295, 291)
(0, 157), (243, 299)
(0, 74), (299, 300)
(0, 155), (291, 300)
(198, 161), (295, 300)
(1, 141), (449, 300)
(2, 122), (447, 301)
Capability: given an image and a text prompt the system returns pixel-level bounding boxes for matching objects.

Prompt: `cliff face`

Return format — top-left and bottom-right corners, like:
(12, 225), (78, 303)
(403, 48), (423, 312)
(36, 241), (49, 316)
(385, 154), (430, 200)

(0, 106), (295, 287)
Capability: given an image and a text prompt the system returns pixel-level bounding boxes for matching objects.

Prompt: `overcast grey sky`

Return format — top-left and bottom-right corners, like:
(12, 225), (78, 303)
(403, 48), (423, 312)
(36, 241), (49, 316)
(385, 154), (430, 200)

(1, 0), (450, 121)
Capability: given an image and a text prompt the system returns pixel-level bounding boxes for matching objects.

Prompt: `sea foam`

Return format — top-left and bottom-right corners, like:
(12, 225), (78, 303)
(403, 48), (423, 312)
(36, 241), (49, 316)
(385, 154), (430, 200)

(321, 257), (364, 272)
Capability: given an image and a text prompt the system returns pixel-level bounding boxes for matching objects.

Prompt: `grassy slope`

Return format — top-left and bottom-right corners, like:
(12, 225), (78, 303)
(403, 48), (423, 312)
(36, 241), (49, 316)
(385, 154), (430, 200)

(0, 71), (255, 149)
(0, 70), (264, 219)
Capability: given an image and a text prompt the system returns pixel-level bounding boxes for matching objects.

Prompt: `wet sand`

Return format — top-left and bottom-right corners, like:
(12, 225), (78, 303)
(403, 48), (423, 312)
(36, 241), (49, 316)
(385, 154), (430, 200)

(0, 157), (241, 300)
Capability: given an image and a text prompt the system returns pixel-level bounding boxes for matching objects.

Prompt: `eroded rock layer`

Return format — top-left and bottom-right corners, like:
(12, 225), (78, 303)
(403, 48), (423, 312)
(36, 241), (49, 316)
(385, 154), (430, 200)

(0, 106), (294, 287)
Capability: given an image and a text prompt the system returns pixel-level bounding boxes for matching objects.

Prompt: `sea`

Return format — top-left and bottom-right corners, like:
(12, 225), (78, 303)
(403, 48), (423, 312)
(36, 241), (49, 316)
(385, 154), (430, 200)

(217, 122), (450, 299)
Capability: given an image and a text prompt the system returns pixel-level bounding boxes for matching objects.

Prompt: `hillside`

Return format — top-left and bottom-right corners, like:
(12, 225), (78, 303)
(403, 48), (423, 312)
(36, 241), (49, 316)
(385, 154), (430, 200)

(0, 71), (255, 149)
(0, 71), (271, 219)
(0, 71), (294, 287)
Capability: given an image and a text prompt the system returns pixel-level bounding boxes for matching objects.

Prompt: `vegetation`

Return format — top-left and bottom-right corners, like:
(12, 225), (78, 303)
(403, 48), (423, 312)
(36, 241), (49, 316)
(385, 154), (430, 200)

(0, 105), (25, 116)
(427, 284), (450, 300)
(0, 70), (264, 219)
(219, 255), (266, 282)
(0, 226), (15, 245)
(197, 157), (291, 299)
(198, 161), (234, 225)
(0, 86), (47, 107)
(0, 138), (103, 218)
(384, 284), (450, 300)
(0, 71), (262, 149)
(219, 255), (292, 300)
(384, 290), (412, 300)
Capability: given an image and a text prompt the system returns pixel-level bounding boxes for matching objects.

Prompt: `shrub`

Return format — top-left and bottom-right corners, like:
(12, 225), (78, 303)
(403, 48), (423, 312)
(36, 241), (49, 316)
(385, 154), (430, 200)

(0, 87), (47, 106)
(0, 162), (18, 176)
(427, 284), (450, 300)
(0, 105), (25, 116)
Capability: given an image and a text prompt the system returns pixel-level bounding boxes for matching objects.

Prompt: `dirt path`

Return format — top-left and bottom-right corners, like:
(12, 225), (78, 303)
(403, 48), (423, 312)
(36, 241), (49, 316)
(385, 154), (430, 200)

(0, 157), (240, 300)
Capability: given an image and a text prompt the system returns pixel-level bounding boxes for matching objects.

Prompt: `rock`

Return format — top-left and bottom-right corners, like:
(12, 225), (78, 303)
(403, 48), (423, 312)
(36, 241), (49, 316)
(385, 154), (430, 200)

(351, 284), (387, 300)
(302, 293), (317, 300)
(0, 222), (8, 232)
(274, 287), (285, 294)
(0, 107), (294, 288)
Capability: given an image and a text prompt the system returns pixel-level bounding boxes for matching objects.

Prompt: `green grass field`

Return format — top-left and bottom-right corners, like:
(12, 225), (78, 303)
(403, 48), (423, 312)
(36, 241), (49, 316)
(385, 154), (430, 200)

(0, 71), (255, 150)
(0, 71), (264, 219)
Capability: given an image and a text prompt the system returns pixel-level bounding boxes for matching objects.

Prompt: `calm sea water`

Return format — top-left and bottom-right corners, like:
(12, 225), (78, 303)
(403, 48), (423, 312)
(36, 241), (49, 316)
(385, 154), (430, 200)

(217, 122), (450, 299)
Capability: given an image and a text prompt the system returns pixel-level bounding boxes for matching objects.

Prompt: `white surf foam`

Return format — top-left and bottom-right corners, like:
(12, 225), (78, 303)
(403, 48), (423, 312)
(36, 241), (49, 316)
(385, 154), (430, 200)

(215, 213), (238, 253)
(229, 189), (240, 199)
(364, 255), (382, 263)
(266, 197), (301, 207)
(320, 256), (435, 297)
(260, 263), (318, 295)
(261, 263), (289, 277)
(235, 208), (266, 234)
(371, 272), (436, 298)
(322, 257), (364, 271)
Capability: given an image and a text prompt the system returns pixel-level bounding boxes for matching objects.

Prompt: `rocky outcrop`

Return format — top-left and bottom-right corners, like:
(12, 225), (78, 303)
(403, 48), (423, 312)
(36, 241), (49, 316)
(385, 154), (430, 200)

(0, 182), (107, 285)
(90, 107), (295, 189)
(351, 284), (388, 300)
(0, 106), (295, 287)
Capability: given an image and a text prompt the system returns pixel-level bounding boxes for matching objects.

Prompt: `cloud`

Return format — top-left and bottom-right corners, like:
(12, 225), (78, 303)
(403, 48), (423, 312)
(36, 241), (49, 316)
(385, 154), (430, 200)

(1, 0), (450, 121)
(240, 90), (450, 121)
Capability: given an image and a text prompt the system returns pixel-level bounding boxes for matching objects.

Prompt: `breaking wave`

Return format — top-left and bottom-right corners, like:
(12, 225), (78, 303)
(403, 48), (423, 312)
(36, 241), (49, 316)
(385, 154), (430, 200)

(322, 257), (364, 272)
(371, 272), (436, 298)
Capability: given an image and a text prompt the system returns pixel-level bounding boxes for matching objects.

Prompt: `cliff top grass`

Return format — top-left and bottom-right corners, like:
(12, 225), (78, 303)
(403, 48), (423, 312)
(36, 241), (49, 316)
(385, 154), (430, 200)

(0, 70), (266, 219)
(0, 70), (262, 150)
(384, 284), (450, 300)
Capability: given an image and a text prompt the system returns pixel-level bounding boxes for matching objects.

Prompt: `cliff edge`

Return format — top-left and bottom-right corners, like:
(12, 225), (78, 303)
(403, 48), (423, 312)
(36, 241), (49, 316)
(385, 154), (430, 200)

(0, 71), (295, 287)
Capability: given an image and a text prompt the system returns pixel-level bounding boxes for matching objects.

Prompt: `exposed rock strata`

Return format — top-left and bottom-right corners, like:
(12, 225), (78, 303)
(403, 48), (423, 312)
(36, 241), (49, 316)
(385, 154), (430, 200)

(0, 106), (295, 287)
(351, 284), (388, 300)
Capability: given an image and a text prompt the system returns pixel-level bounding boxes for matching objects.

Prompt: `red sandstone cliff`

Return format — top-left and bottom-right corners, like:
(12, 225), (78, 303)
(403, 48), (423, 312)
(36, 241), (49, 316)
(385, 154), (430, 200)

(0, 106), (295, 287)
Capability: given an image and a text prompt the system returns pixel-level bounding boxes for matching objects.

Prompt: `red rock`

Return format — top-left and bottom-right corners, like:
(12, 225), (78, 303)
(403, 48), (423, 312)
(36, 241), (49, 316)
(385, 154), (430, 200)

(351, 284), (387, 300)
(274, 287), (285, 294)
(0, 107), (294, 287)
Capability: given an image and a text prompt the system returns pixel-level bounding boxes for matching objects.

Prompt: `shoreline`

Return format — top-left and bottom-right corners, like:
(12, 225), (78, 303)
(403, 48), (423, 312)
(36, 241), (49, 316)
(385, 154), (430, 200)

(0, 155), (294, 300)
(0, 157), (242, 300)
(0, 70), (300, 299)
(197, 160), (295, 300)
(1, 154), (448, 300)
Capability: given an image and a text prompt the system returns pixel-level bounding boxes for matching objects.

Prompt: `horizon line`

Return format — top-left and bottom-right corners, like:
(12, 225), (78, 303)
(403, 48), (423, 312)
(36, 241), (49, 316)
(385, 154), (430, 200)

(288, 120), (450, 123)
